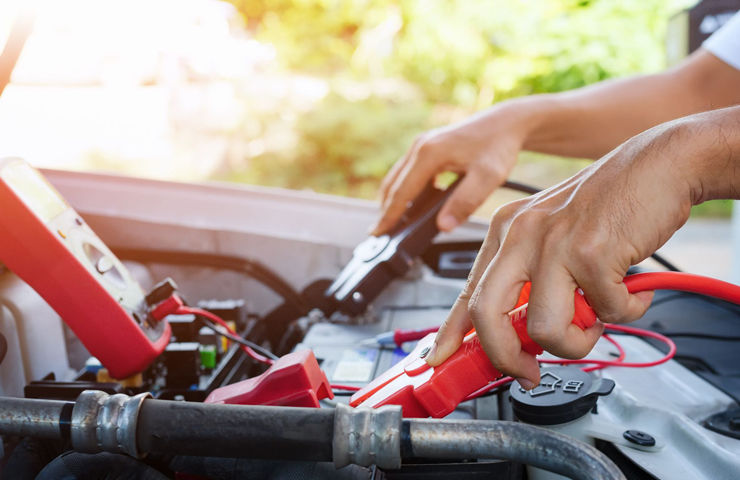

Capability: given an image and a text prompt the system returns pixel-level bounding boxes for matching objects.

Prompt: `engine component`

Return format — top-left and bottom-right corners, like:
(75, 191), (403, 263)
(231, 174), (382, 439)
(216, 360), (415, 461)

(36, 451), (169, 480)
(163, 342), (201, 388)
(323, 178), (461, 315)
(405, 417), (625, 480)
(510, 367), (615, 426)
(0, 391), (626, 480)
(166, 314), (199, 343)
(205, 349), (333, 407)
(0, 158), (170, 379)
(704, 407), (740, 440)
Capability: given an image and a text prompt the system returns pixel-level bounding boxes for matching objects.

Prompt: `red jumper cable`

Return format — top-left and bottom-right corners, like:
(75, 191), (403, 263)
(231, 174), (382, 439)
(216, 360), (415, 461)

(350, 272), (740, 417)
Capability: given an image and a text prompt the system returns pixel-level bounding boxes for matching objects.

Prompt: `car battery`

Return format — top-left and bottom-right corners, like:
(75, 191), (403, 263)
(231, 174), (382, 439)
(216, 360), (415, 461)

(295, 307), (498, 420)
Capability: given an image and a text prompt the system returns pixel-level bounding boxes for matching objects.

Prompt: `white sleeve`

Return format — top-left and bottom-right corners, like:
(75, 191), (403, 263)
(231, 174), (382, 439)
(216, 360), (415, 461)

(703, 12), (740, 70)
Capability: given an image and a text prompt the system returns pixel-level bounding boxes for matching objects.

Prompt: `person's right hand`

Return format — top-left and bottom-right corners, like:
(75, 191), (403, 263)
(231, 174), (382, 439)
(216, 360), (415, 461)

(370, 104), (531, 235)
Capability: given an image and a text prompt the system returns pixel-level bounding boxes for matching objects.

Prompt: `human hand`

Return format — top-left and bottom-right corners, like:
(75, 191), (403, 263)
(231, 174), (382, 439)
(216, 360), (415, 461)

(370, 103), (531, 235)
(424, 119), (699, 388)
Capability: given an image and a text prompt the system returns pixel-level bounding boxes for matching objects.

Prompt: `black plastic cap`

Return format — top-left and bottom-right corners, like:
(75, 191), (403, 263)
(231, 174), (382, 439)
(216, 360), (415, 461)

(145, 277), (179, 307)
(510, 366), (615, 425)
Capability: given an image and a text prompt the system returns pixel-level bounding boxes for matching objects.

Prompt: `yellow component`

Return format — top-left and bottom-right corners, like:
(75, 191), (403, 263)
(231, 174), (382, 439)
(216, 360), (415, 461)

(96, 368), (144, 388)
(219, 320), (238, 352)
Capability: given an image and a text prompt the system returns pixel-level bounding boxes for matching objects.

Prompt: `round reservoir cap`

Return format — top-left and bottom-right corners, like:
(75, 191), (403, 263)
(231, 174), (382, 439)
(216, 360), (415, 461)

(510, 366), (615, 425)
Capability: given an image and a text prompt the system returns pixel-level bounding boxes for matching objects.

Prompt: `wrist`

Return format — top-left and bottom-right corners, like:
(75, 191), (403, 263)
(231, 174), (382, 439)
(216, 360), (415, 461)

(503, 94), (565, 151)
(485, 95), (556, 148)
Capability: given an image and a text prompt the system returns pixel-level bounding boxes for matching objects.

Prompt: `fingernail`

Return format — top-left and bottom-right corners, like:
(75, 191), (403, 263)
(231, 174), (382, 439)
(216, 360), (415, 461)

(438, 214), (459, 231)
(516, 378), (536, 390)
(422, 343), (438, 362)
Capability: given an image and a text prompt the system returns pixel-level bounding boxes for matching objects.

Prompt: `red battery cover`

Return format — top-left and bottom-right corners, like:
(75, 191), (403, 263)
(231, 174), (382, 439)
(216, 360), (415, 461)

(0, 158), (170, 378)
(204, 349), (333, 407)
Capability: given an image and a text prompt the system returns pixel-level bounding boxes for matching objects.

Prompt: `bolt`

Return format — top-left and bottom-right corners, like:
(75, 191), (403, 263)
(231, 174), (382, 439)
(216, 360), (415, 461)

(623, 430), (656, 447)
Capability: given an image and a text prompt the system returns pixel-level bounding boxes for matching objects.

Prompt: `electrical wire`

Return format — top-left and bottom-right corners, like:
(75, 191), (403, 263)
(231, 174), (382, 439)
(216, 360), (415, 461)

(200, 317), (280, 360)
(500, 180), (680, 272)
(181, 272), (735, 402)
(443, 271), (740, 402)
(115, 248), (306, 312)
(177, 306), (277, 365)
(502, 180), (542, 196)
(464, 329), (635, 401)
(648, 252), (681, 272)
(179, 305), (363, 394)
(624, 272), (740, 304)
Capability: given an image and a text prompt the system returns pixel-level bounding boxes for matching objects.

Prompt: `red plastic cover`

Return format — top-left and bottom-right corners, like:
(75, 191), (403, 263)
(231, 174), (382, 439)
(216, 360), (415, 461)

(205, 349), (334, 407)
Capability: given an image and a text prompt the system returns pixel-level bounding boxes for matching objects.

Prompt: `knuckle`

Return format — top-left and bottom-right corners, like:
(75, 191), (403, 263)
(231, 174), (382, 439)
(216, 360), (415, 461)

(467, 292), (490, 323)
(473, 160), (504, 180)
(507, 210), (542, 238)
(527, 319), (562, 347)
(491, 356), (517, 376)
(414, 136), (440, 160)
(451, 195), (479, 215)
(490, 199), (524, 227)
(593, 308), (628, 325)
(571, 235), (609, 266)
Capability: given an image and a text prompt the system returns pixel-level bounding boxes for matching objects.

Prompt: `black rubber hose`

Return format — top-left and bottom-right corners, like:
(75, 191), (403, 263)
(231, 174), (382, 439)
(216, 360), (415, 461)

(1, 437), (66, 480)
(36, 451), (168, 480)
(170, 456), (374, 480)
(405, 419), (625, 480)
(136, 399), (335, 461)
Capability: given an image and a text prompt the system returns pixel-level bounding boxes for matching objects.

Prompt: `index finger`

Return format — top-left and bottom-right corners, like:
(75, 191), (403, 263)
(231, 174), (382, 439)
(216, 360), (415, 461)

(425, 218), (504, 366)
(468, 243), (541, 387)
(371, 149), (439, 236)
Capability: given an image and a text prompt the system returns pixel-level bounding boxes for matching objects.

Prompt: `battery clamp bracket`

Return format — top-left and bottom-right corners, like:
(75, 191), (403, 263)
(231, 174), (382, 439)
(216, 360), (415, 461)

(324, 178), (463, 316)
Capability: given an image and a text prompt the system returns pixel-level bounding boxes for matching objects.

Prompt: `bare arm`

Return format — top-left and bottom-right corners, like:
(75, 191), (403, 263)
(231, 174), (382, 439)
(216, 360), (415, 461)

(372, 50), (740, 235)
(521, 50), (740, 158)
(425, 105), (740, 388)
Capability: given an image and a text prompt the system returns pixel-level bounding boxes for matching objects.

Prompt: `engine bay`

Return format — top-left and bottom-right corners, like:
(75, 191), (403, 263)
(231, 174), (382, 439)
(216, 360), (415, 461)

(1, 165), (740, 480)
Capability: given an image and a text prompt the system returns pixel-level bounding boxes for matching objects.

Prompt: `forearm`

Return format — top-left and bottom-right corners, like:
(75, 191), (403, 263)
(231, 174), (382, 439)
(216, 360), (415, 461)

(680, 106), (740, 204)
(508, 50), (740, 159)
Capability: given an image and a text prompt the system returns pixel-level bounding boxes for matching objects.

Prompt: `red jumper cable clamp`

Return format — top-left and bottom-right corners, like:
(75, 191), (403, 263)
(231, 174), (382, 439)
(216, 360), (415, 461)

(350, 272), (740, 418)
(205, 349), (334, 407)
(350, 285), (597, 418)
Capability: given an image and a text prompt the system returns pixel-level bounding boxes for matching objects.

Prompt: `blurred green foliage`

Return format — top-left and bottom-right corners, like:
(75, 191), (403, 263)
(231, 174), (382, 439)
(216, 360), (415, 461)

(223, 0), (722, 215)
(229, 92), (429, 197)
